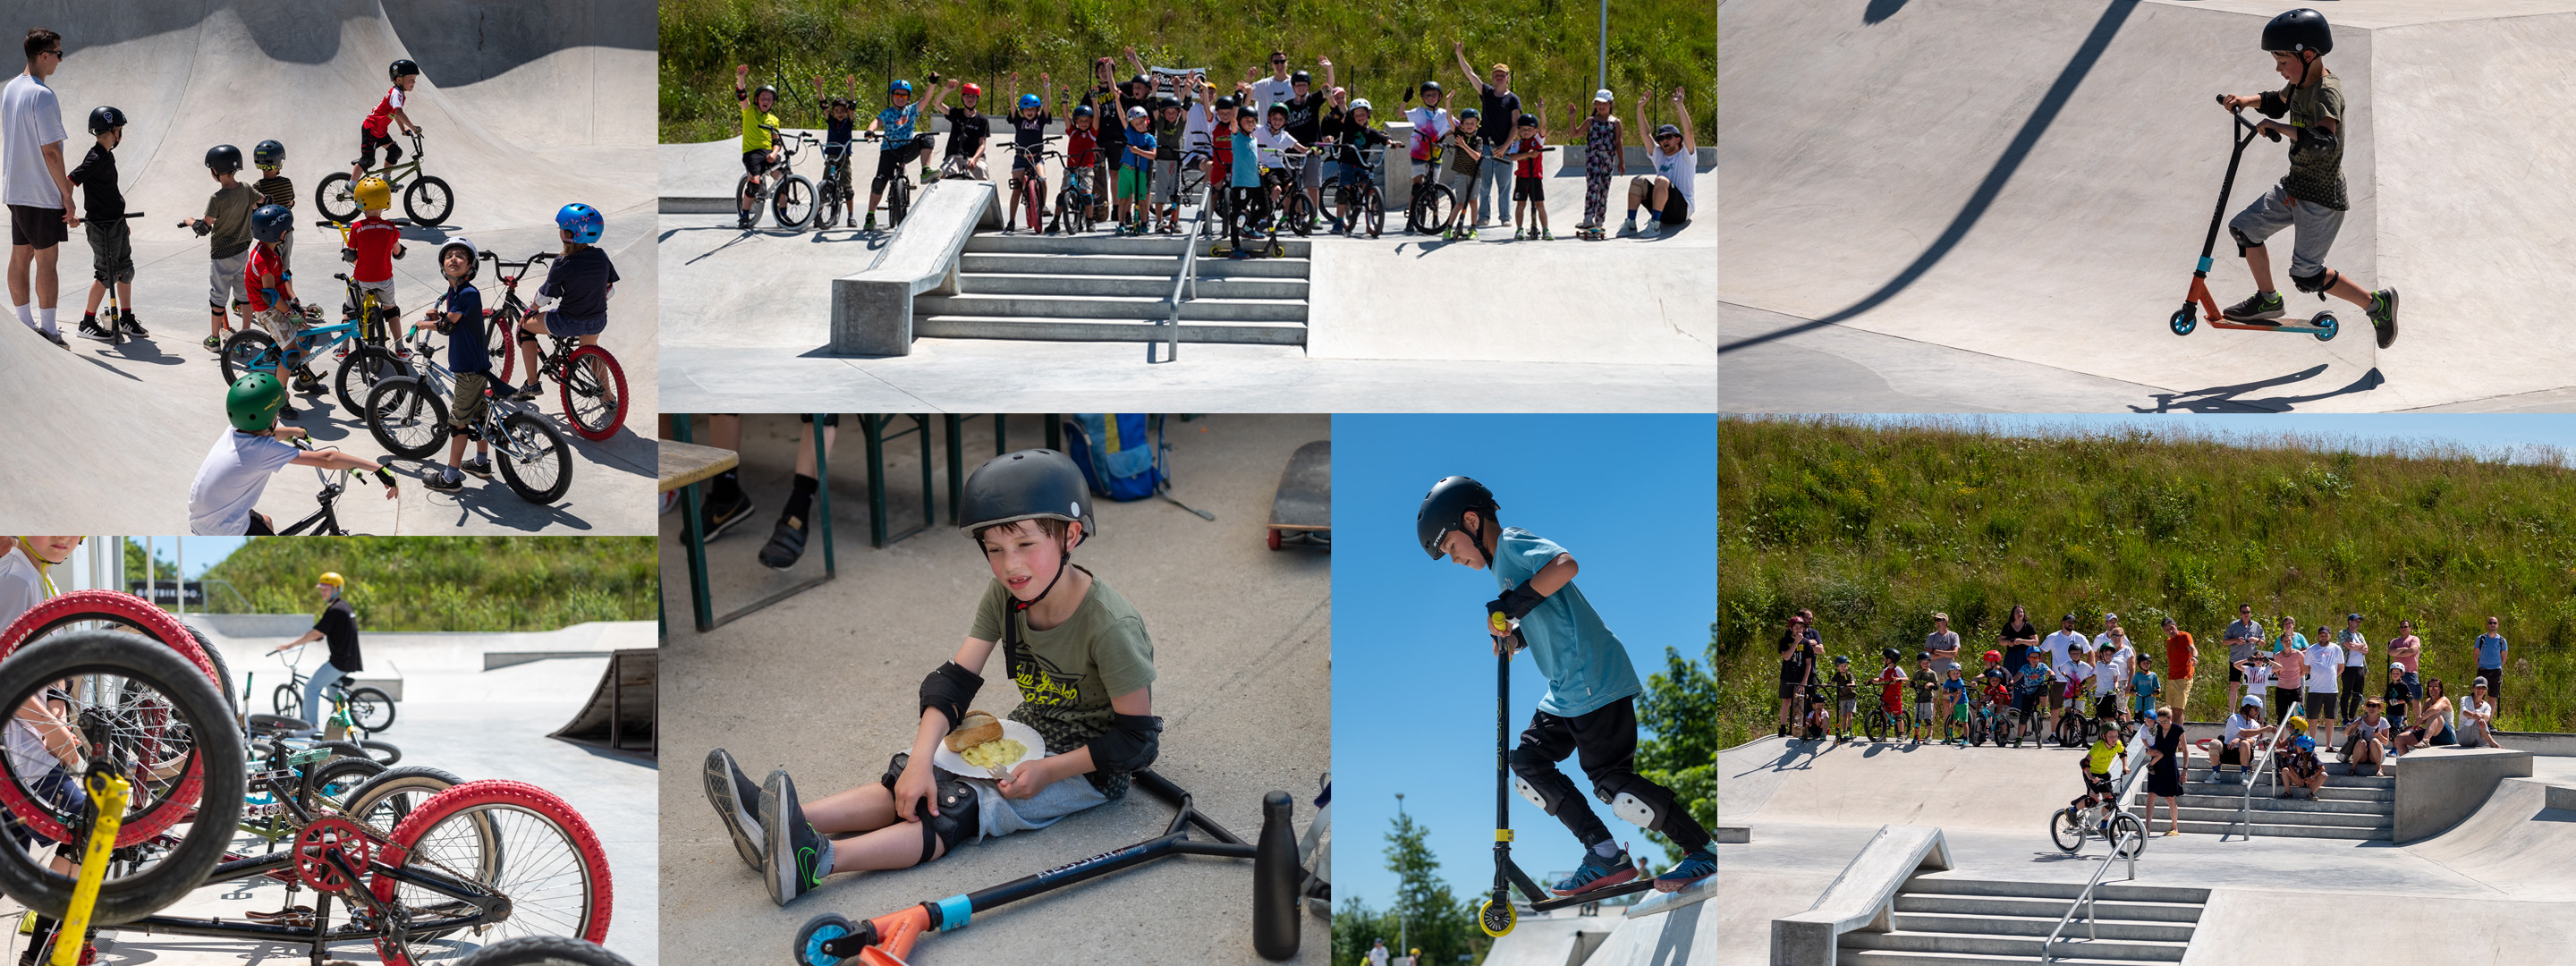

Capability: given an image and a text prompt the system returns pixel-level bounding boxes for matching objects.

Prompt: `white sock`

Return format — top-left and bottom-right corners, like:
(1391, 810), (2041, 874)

(38, 307), (55, 335)
(13, 302), (29, 327)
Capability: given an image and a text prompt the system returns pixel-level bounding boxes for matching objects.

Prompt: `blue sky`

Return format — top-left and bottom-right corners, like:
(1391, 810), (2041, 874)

(1846, 414), (2576, 462)
(131, 537), (248, 578)
(1331, 415), (1715, 911)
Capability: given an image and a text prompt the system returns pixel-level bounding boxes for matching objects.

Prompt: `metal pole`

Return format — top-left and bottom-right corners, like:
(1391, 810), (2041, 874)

(145, 537), (155, 609)
(1597, 0), (1609, 94)
(1395, 792), (1407, 957)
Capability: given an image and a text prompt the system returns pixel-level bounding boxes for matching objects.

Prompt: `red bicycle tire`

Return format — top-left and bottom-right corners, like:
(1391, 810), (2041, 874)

(0, 591), (219, 845)
(557, 344), (627, 441)
(369, 779), (613, 964)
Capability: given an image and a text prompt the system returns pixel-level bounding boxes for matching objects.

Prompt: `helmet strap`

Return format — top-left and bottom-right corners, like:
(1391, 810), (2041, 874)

(1002, 555), (1078, 686)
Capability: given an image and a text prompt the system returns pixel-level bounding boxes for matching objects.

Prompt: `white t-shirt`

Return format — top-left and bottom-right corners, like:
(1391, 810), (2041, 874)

(2223, 712), (2261, 743)
(2340, 631), (2368, 666)
(2307, 642), (2343, 691)
(2063, 661), (2094, 696)
(1182, 101), (1215, 156)
(1648, 141), (1695, 214)
(1248, 76), (1297, 114)
(0, 546), (42, 627)
(1250, 123), (1301, 166)
(2348, 716), (2389, 741)
(1368, 948), (1390, 966)
(188, 429), (301, 535)
(2244, 660), (2274, 692)
(2042, 630), (2089, 675)
(2092, 657), (2123, 697)
(2, 72), (67, 209)
(1404, 106), (1450, 160)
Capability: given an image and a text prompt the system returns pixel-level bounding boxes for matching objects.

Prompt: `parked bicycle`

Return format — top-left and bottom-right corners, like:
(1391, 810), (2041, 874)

(812, 136), (857, 230)
(318, 131), (452, 225)
(857, 130), (917, 229)
(216, 280), (410, 416)
(1406, 158), (1458, 236)
(1002, 138), (1060, 234)
(364, 317), (574, 504)
(739, 125), (818, 230)
(474, 250), (628, 442)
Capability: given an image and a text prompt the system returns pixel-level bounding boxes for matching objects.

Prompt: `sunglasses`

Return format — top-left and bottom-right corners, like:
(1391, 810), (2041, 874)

(41, 48), (63, 59)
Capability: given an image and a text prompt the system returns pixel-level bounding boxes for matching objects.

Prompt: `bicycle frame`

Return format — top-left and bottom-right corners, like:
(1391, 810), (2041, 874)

(389, 322), (550, 469)
(354, 131), (430, 186)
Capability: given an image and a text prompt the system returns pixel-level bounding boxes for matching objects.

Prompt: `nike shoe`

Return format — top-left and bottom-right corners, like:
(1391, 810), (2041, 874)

(1652, 848), (1715, 893)
(703, 749), (765, 871)
(1549, 843), (1639, 896)
(2369, 288), (2398, 348)
(759, 769), (828, 906)
(699, 490), (755, 540)
(2221, 291), (2286, 321)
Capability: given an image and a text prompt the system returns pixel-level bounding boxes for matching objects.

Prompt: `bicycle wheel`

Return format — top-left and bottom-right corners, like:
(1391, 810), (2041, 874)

(1967, 711), (1987, 747)
(405, 175), (454, 225)
(815, 174), (843, 229)
(496, 411), (572, 504)
(300, 753), (389, 817)
(219, 326), (280, 386)
(317, 172), (360, 222)
(455, 936), (633, 966)
(359, 738), (403, 766)
(1861, 708), (1885, 743)
(346, 686), (397, 732)
(1412, 184), (1454, 236)
(0, 590), (225, 690)
(1361, 184), (1385, 237)
(1284, 189), (1316, 236)
(369, 780), (613, 965)
(486, 308), (520, 385)
(274, 681), (304, 719)
(773, 174), (816, 229)
(734, 175), (762, 229)
(2110, 812), (2148, 858)
(2048, 808), (2085, 853)
(556, 345), (627, 442)
(0, 631), (245, 923)
(335, 344), (411, 414)
(365, 377), (451, 460)
(888, 179), (911, 225)
(343, 765), (465, 834)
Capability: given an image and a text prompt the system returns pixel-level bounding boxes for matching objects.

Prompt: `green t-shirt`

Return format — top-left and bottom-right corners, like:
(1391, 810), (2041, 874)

(1910, 668), (1938, 703)
(741, 103), (778, 152)
(966, 567), (1157, 796)
(2261, 69), (2346, 210)
(204, 183), (258, 259)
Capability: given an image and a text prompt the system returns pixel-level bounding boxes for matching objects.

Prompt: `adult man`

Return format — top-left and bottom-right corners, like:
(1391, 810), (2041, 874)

(2210, 693), (2267, 784)
(1368, 938), (1391, 966)
(2305, 631), (2343, 741)
(2040, 613), (2089, 737)
(1775, 610), (1820, 738)
(1450, 39), (1521, 228)
(2222, 603), (2266, 711)
(2335, 613), (2369, 723)
(4, 28), (78, 348)
(2473, 616), (2508, 717)
(1623, 87), (1695, 236)
(269, 572), (363, 730)
(1925, 611), (1960, 727)
(2161, 616), (2198, 719)
(2387, 619), (2423, 704)
(1246, 50), (1296, 114)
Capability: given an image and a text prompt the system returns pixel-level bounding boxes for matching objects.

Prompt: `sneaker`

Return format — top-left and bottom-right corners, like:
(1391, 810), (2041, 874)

(758, 769), (828, 906)
(1550, 844), (1639, 896)
(38, 328), (66, 349)
(461, 455), (496, 479)
(703, 749), (766, 871)
(1652, 848), (1711, 893)
(758, 513), (809, 571)
(864, 214), (877, 230)
(660, 490), (678, 515)
(203, 334), (224, 350)
(423, 469), (464, 493)
(1618, 219), (1638, 236)
(292, 376), (326, 394)
(1543, 229), (1555, 241)
(75, 318), (113, 343)
(513, 380), (542, 402)
(2221, 291), (2286, 321)
(2369, 287), (2399, 348)
(700, 491), (755, 540)
(118, 311), (148, 337)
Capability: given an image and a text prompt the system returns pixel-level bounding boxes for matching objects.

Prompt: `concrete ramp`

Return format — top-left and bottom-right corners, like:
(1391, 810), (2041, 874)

(1585, 896), (1714, 966)
(1720, 0), (2576, 411)
(1480, 911), (1617, 966)
(2402, 775), (2576, 901)
(549, 647), (657, 758)
(1724, 736), (2089, 833)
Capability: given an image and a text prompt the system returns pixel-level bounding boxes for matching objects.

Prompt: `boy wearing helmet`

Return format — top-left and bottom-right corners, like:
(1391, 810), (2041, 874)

(420, 237), (493, 493)
(863, 77), (925, 231)
(1623, 87), (1696, 238)
(2275, 713), (2325, 799)
(1065, 94), (1103, 225)
(1415, 476), (1716, 896)
(926, 76), (991, 182)
(733, 64), (783, 219)
(2214, 8), (2398, 347)
(1323, 92), (1390, 235)
(1504, 110), (1551, 241)
(242, 202), (314, 402)
(1115, 105), (1156, 233)
(190, 371), (394, 535)
(813, 75), (860, 221)
(355, 59), (420, 181)
(70, 105), (139, 343)
(703, 449), (1163, 906)
(250, 140), (295, 275)
(513, 204), (617, 402)
(1402, 80), (1452, 194)
(187, 143), (258, 350)
(1146, 90), (1191, 233)
(344, 174), (404, 360)
(1002, 71), (1056, 233)
(1282, 60), (1333, 220)
(1436, 109), (1486, 240)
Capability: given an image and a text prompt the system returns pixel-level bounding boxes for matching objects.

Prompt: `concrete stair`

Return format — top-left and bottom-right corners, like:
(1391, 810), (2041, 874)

(1840, 877), (2209, 966)
(2128, 765), (2395, 840)
(917, 233), (1310, 344)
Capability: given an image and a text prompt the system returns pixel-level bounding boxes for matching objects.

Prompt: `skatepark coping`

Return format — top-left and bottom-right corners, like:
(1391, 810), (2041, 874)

(1770, 824), (1953, 966)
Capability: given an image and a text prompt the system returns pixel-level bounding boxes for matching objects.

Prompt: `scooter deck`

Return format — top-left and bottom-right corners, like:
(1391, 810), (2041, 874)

(2205, 317), (2335, 336)
(1625, 875), (1715, 918)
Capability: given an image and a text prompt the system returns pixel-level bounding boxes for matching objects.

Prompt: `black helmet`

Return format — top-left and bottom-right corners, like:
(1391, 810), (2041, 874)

(1881, 647), (1902, 662)
(1130, 73), (1153, 90)
(2262, 8), (2332, 55)
(1420, 80), (1445, 96)
(86, 106), (125, 135)
(252, 140), (285, 166)
(1155, 94), (1180, 112)
(959, 449), (1095, 546)
(250, 204), (293, 244)
(1415, 476), (1498, 560)
(1291, 70), (1312, 86)
(1457, 107), (1481, 121)
(1916, 650), (1931, 661)
(204, 143), (242, 174)
(389, 58), (420, 80)
(1214, 95), (1238, 111)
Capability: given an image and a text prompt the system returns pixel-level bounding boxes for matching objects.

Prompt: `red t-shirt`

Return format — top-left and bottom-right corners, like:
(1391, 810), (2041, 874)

(364, 84), (407, 137)
(1511, 135), (1546, 178)
(349, 216), (400, 283)
(1875, 666), (1905, 708)
(1211, 118), (1235, 167)
(244, 242), (284, 312)
(2166, 631), (2196, 679)
(1067, 126), (1099, 168)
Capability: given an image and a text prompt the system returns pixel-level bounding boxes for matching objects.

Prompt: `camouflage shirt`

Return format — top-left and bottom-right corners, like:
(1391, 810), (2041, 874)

(2258, 69), (2347, 211)
(966, 568), (1157, 799)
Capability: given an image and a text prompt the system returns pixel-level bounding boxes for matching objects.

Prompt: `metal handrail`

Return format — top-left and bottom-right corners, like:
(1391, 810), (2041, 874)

(2040, 737), (2151, 963)
(2238, 700), (2304, 840)
(1161, 181), (1211, 361)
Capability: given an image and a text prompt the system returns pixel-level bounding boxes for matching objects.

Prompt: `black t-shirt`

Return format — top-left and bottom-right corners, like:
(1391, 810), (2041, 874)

(1778, 627), (1820, 682)
(1009, 111), (1051, 151)
(1477, 84), (1522, 146)
(1284, 91), (1326, 144)
(2000, 620), (2038, 671)
(315, 597), (362, 673)
(944, 106), (990, 157)
(68, 144), (123, 221)
(1322, 107), (1389, 162)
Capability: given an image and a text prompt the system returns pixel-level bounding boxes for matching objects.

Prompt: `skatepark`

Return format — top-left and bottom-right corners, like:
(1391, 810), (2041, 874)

(1717, 733), (2576, 964)
(1720, 0), (2576, 412)
(657, 132), (1714, 411)
(0, 0), (657, 532)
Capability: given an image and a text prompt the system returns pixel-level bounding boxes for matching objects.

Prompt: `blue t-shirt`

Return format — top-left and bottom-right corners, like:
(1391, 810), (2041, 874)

(538, 247), (619, 327)
(1492, 528), (1641, 718)
(2476, 632), (2507, 668)
(1230, 129), (1260, 188)
(2016, 663), (2051, 695)
(877, 104), (920, 148)
(441, 283), (487, 374)
(1123, 124), (1157, 169)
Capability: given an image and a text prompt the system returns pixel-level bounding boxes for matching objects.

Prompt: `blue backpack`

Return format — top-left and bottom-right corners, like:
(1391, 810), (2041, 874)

(1061, 414), (1167, 502)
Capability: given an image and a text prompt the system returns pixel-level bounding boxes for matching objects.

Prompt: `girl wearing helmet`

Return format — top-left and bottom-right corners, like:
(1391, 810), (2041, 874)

(1402, 80), (1451, 192)
(355, 60), (421, 180)
(1564, 88), (1625, 238)
(1002, 71), (1056, 233)
(925, 75), (991, 182)
(864, 77), (928, 230)
(706, 450), (1162, 907)
(2275, 713), (2326, 799)
(512, 204), (619, 402)
(419, 238), (494, 493)
(189, 371), (394, 535)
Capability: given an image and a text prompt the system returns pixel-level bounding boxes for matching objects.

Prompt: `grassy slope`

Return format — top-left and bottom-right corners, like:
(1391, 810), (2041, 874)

(199, 537), (657, 632)
(1717, 417), (2576, 745)
(659, 0), (1714, 145)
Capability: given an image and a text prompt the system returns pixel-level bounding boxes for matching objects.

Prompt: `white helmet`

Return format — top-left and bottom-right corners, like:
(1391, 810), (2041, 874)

(436, 237), (481, 281)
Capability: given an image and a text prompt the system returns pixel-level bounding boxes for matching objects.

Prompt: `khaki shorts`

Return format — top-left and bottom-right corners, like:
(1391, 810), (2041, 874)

(450, 370), (490, 429)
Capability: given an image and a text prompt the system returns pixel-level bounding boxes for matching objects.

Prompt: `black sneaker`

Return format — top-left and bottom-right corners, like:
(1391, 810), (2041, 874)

(700, 491), (755, 540)
(758, 514), (809, 571)
(2222, 291), (2286, 322)
(460, 455), (495, 479)
(703, 749), (766, 871)
(75, 317), (113, 343)
(38, 327), (67, 349)
(2369, 287), (2398, 348)
(423, 468), (465, 493)
(513, 380), (543, 402)
(117, 311), (146, 337)
(759, 769), (828, 906)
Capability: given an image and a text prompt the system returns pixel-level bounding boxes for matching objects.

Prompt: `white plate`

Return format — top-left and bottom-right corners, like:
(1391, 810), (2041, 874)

(933, 717), (1047, 779)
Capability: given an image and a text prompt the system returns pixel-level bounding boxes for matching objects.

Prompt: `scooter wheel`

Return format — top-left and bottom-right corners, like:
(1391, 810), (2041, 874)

(2169, 304), (2198, 336)
(793, 912), (859, 966)
(1479, 896), (1517, 937)
(2312, 311), (2337, 342)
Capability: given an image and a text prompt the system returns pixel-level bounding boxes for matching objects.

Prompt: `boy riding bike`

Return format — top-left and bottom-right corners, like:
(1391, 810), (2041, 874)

(1003, 72), (1056, 234)
(863, 79), (925, 230)
(733, 65), (782, 221)
(2073, 721), (2125, 822)
(354, 59), (420, 182)
(2013, 648), (2052, 745)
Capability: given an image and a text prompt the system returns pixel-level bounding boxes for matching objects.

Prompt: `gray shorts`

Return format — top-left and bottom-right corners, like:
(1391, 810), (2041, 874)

(966, 770), (1112, 842)
(85, 216), (132, 284)
(208, 250), (250, 310)
(2228, 184), (2343, 278)
(1438, 165), (1477, 199)
(1151, 159), (1180, 204)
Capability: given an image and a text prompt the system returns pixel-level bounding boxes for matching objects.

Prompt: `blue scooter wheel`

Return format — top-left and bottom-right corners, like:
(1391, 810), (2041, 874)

(793, 912), (857, 966)
(2313, 311), (2337, 342)
(2169, 304), (2198, 336)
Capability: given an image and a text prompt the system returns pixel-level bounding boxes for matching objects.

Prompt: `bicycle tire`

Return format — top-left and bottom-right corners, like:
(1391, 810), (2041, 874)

(335, 344), (411, 414)
(186, 625), (237, 715)
(343, 765), (464, 833)
(404, 175), (454, 225)
(557, 344), (627, 441)
(734, 174), (763, 229)
(274, 682), (304, 719)
(1412, 184), (1455, 236)
(2110, 813), (2148, 858)
(496, 411), (572, 504)
(1861, 708), (1885, 743)
(301, 754), (389, 816)
(0, 631), (244, 923)
(888, 180), (910, 226)
(317, 172), (359, 222)
(359, 739), (403, 766)
(1284, 190), (1315, 236)
(1967, 712), (1987, 747)
(346, 686), (397, 733)
(2048, 808), (2085, 853)
(455, 936), (634, 966)
(369, 780), (614, 964)
(364, 376), (450, 460)
(773, 174), (816, 229)
(219, 326), (281, 386)
(815, 173), (843, 229)
(0, 590), (225, 689)
(1361, 185), (1385, 237)
(486, 307), (520, 385)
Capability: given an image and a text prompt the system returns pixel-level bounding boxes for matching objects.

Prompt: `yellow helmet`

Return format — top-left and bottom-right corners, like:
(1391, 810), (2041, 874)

(317, 572), (344, 589)
(2285, 716), (2308, 732)
(353, 174), (393, 210)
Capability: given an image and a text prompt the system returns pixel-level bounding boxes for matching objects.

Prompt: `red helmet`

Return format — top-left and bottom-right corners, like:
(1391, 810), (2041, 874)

(1982, 649), (2003, 663)
(961, 81), (983, 97)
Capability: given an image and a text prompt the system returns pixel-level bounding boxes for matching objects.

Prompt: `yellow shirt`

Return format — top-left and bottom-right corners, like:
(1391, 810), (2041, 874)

(741, 103), (778, 152)
(2085, 737), (2124, 775)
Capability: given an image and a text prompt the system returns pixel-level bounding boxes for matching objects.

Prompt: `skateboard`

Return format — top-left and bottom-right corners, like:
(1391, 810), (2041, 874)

(1576, 225), (1606, 241)
(1265, 439), (1329, 550)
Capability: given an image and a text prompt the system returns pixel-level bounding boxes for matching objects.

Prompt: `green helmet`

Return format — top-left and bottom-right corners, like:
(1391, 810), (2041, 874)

(225, 372), (285, 432)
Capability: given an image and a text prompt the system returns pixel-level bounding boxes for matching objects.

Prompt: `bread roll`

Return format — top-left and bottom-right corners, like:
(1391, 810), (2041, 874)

(945, 710), (1003, 751)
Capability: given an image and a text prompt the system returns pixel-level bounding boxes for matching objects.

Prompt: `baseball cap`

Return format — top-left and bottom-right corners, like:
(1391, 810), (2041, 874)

(1592, 89), (1614, 102)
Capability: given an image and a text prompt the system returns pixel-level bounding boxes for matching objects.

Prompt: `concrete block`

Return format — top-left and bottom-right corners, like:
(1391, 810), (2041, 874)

(2548, 784), (2576, 812)
(831, 276), (915, 355)
(1718, 826), (1752, 843)
(2395, 748), (2533, 843)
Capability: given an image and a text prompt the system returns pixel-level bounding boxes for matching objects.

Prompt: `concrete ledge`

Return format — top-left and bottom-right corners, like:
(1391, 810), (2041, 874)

(2396, 748), (2533, 843)
(828, 179), (996, 355)
(1718, 826), (1752, 843)
(2549, 784), (2576, 812)
(187, 613), (318, 638)
(1771, 824), (1951, 966)
(659, 196), (733, 214)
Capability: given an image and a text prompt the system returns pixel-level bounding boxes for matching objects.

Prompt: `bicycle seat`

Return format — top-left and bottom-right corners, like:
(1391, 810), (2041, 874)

(246, 714), (318, 738)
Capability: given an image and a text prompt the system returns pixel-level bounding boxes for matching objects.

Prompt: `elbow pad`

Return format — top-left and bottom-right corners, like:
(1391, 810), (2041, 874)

(1489, 578), (1546, 623)
(919, 661), (982, 731)
(2294, 124), (2337, 158)
(2256, 89), (2290, 119)
(1085, 712), (1164, 774)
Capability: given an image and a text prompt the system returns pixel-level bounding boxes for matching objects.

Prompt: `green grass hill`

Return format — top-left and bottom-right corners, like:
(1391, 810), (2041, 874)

(658, 0), (1714, 145)
(1718, 417), (2576, 745)
(184, 537), (657, 632)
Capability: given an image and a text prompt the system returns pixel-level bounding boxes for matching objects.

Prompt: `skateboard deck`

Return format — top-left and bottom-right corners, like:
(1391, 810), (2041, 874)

(1266, 440), (1329, 550)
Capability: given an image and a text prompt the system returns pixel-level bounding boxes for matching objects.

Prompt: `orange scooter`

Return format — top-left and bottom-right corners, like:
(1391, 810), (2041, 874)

(2171, 105), (2339, 343)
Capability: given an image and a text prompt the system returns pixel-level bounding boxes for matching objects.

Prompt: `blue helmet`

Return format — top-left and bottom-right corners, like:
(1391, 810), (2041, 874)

(555, 203), (603, 244)
(889, 80), (914, 97)
(1019, 93), (1041, 110)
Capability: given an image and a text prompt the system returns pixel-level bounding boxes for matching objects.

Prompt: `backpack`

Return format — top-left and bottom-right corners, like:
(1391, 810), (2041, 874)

(1060, 414), (1167, 502)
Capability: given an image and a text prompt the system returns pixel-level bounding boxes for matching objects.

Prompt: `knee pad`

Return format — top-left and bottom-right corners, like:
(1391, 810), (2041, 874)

(877, 752), (911, 792)
(2292, 268), (2336, 294)
(1505, 748), (1576, 816)
(919, 776), (979, 863)
(2228, 226), (2258, 257)
(1591, 775), (1679, 835)
(516, 328), (538, 343)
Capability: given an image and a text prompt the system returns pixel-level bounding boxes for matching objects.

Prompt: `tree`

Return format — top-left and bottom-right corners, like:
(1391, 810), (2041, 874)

(1633, 622), (1719, 864)
(1343, 810), (1484, 966)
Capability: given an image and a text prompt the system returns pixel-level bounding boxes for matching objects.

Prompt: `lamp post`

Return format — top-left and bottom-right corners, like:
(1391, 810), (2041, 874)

(1597, 0), (1609, 93)
(1395, 792), (1407, 962)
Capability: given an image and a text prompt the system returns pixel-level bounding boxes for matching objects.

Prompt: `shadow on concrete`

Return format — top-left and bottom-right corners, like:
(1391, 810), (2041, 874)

(2132, 364), (2386, 412)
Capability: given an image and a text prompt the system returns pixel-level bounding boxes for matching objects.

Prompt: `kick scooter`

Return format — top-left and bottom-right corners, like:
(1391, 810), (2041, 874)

(2171, 104), (2338, 342)
(1478, 614), (1657, 937)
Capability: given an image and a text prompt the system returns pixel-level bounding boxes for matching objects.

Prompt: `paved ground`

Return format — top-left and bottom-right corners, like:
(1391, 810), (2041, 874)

(0, 622), (659, 965)
(658, 412), (1330, 965)
(0, 1), (656, 533)
(1719, 0), (2576, 412)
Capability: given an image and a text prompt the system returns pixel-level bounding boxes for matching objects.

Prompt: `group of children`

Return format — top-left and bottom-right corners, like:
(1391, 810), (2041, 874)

(1800, 640), (2169, 747)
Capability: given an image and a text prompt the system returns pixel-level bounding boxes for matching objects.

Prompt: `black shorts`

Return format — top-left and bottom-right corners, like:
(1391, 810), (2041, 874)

(1777, 676), (1806, 700)
(2092, 694), (2120, 720)
(359, 126), (402, 169)
(2218, 743), (2250, 766)
(245, 513), (275, 536)
(2013, 691), (2041, 714)
(872, 140), (924, 191)
(1657, 189), (1690, 226)
(742, 148), (775, 179)
(2477, 667), (2503, 699)
(1513, 175), (1544, 201)
(8, 204), (66, 249)
(2228, 664), (2245, 682)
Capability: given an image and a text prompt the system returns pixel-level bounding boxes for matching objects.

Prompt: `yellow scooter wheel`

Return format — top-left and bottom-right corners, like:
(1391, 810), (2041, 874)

(1479, 897), (1516, 936)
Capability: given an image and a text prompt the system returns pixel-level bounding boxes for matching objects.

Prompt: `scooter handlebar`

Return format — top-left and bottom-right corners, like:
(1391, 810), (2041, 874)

(2223, 102), (2282, 142)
